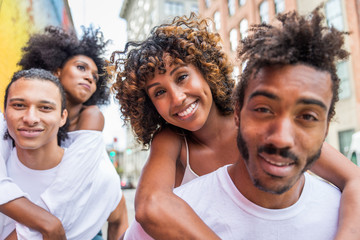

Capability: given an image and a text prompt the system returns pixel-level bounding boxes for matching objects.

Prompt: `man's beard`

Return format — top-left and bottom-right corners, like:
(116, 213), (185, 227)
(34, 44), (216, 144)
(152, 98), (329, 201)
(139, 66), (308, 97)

(236, 128), (322, 194)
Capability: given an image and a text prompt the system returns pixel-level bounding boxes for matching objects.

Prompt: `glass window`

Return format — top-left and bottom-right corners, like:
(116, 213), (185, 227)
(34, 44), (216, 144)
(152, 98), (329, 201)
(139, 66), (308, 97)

(164, 1), (184, 16)
(337, 61), (351, 99)
(230, 28), (238, 52)
(325, 0), (344, 30)
(228, 0), (236, 16)
(214, 11), (221, 31)
(274, 0), (285, 14)
(259, 1), (269, 23)
(240, 18), (248, 40)
(338, 129), (355, 156)
(239, 0), (246, 6)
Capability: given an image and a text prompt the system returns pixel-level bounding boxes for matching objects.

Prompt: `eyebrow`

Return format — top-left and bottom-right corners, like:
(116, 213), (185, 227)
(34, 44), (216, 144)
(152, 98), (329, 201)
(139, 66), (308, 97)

(249, 90), (328, 110)
(146, 65), (185, 92)
(296, 98), (327, 111)
(249, 91), (279, 101)
(9, 98), (57, 107)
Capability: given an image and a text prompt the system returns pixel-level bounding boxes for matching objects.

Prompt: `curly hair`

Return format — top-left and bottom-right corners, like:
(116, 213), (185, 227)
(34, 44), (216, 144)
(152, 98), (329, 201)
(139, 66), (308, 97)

(233, 6), (349, 121)
(18, 26), (110, 106)
(111, 13), (235, 146)
(4, 68), (68, 146)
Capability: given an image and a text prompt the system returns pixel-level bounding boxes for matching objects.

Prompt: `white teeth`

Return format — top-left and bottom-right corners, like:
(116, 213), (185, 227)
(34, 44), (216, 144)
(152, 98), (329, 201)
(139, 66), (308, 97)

(265, 158), (292, 166)
(178, 102), (197, 117)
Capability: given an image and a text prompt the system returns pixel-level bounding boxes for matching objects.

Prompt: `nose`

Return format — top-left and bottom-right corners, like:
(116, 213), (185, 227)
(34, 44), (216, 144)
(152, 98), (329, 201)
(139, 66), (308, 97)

(23, 107), (40, 126)
(169, 87), (186, 107)
(265, 117), (295, 149)
(84, 71), (94, 84)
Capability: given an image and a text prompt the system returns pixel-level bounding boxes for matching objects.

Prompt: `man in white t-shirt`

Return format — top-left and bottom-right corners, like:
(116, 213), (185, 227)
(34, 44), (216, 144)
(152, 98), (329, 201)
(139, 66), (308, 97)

(123, 7), (347, 240)
(1, 69), (126, 240)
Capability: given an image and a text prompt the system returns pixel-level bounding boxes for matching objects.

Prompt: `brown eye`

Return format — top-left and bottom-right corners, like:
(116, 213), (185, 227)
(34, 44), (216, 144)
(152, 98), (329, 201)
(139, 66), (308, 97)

(77, 65), (86, 71)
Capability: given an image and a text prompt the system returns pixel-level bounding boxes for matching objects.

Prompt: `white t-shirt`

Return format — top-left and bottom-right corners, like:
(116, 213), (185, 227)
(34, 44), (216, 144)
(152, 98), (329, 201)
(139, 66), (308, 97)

(0, 130), (122, 240)
(2, 148), (62, 238)
(0, 114), (27, 236)
(124, 165), (341, 240)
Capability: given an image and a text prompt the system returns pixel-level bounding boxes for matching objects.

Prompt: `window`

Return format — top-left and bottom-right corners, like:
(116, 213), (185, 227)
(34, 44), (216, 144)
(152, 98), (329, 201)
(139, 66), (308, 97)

(259, 1), (269, 23)
(274, 0), (285, 14)
(240, 18), (248, 40)
(164, 1), (184, 16)
(228, 0), (236, 16)
(338, 129), (355, 156)
(239, 0), (246, 6)
(230, 28), (238, 51)
(325, 0), (344, 30)
(214, 11), (221, 31)
(337, 61), (351, 99)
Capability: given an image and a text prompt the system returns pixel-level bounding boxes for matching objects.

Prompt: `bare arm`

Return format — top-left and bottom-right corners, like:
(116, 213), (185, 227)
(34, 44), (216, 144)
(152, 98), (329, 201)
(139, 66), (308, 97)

(107, 194), (129, 240)
(0, 197), (65, 240)
(135, 128), (220, 240)
(310, 142), (360, 240)
(5, 230), (17, 240)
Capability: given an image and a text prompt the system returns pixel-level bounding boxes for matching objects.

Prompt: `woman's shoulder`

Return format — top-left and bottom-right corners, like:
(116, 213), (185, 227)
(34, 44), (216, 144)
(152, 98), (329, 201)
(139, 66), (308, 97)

(152, 127), (184, 145)
(77, 105), (105, 131)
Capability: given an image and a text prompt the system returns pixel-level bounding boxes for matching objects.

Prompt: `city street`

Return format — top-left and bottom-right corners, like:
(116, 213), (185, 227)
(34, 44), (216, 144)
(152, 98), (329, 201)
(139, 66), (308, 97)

(123, 188), (136, 223)
(102, 188), (135, 238)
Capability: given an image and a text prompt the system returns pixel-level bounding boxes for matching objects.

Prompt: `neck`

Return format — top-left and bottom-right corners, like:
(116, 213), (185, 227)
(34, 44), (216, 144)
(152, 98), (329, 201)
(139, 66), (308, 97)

(16, 143), (64, 170)
(66, 100), (83, 131)
(191, 104), (235, 146)
(228, 160), (305, 209)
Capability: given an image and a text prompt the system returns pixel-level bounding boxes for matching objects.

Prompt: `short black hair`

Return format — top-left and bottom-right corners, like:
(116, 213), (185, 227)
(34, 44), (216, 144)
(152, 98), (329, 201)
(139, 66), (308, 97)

(4, 68), (68, 145)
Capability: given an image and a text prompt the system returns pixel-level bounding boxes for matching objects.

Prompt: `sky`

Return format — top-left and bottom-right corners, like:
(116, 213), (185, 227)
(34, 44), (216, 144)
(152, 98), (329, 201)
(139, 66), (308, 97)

(68, 0), (128, 149)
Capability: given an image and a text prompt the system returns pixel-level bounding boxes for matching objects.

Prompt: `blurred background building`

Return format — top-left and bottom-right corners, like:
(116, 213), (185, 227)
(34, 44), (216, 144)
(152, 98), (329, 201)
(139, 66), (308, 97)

(0, 0), (74, 111)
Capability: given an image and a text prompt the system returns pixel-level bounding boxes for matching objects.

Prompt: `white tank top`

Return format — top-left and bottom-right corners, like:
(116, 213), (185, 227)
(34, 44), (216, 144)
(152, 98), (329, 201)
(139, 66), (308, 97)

(180, 137), (199, 185)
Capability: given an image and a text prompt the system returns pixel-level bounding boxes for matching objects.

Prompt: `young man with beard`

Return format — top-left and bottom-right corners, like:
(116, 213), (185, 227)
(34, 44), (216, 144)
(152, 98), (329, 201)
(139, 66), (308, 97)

(123, 6), (349, 240)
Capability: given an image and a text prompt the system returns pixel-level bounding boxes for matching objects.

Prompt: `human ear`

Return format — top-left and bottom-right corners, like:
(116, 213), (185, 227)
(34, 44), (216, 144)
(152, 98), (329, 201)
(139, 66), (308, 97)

(234, 104), (241, 128)
(53, 68), (62, 78)
(60, 109), (68, 127)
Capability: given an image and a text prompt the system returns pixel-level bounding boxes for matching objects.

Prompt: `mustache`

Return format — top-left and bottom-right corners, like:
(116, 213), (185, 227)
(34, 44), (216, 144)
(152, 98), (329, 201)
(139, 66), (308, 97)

(258, 145), (299, 162)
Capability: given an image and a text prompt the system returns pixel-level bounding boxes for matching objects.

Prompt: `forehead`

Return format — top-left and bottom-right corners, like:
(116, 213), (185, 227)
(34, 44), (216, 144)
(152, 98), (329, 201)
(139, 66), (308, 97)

(7, 78), (62, 104)
(246, 64), (332, 104)
(65, 55), (98, 71)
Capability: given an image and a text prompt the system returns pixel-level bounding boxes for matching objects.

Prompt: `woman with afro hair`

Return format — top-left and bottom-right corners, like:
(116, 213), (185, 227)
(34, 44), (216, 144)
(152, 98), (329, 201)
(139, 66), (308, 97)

(112, 11), (360, 239)
(19, 25), (110, 131)
(0, 26), (128, 239)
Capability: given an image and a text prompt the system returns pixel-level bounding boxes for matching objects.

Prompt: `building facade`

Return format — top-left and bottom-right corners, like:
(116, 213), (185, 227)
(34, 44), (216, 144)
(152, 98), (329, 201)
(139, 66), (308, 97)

(198, 0), (360, 162)
(119, 0), (199, 184)
(120, 0), (198, 41)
